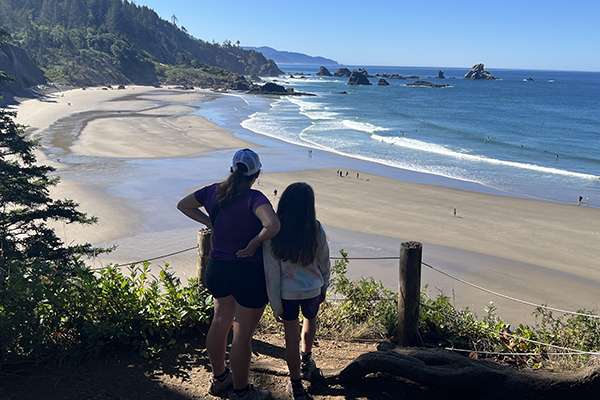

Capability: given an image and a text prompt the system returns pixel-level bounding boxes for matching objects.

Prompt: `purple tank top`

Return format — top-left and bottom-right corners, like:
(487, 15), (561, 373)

(194, 183), (270, 263)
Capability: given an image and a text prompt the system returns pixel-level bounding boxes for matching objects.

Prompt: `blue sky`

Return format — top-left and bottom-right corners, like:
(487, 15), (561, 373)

(136, 0), (600, 72)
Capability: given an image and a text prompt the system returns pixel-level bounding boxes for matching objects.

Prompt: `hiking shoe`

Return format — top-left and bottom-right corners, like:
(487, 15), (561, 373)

(209, 369), (233, 396)
(286, 381), (312, 400)
(300, 357), (317, 381)
(228, 384), (271, 400)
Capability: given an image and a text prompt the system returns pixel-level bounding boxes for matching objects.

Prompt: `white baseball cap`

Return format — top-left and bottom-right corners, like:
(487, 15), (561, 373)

(232, 148), (262, 176)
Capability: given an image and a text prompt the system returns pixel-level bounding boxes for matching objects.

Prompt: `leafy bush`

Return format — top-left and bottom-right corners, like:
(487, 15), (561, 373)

(310, 249), (398, 339)
(0, 260), (213, 365)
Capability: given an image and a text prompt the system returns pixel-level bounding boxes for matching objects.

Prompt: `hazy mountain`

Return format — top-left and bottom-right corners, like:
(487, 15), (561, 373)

(244, 46), (339, 66)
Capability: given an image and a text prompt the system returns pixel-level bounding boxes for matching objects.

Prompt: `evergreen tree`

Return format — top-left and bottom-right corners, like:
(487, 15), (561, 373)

(0, 29), (106, 272)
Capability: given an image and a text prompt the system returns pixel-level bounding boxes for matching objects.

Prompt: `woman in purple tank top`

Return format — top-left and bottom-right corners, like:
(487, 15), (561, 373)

(178, 149), (280, 400)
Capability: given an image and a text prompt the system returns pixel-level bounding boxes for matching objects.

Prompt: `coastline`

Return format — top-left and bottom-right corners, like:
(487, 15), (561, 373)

(8, 86), (600, 325)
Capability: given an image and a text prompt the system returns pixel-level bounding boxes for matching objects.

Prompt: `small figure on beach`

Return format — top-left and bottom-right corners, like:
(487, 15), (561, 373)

(274, 189), (278, 198)
(587, 196), (590, 206)
(345, 171), (348, 177)
(453, 208), (457, 217)
(263, 182), (330, 400)
(356, 172), (359, 179)
(308, 149), (312, 159)
(556, 155), (559, 160)
(579, 196), (583, 205)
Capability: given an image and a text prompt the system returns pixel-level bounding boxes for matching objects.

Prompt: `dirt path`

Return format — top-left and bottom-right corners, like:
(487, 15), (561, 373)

(2, 332), (598, 400)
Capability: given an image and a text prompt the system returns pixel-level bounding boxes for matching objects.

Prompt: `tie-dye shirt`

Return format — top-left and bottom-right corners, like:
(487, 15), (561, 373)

(263, 222), (330, 318)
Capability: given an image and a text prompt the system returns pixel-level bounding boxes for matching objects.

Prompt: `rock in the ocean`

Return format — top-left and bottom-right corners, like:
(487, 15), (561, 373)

(437, 70), (445, 79)
(333, 67), (352, 77)
(378, 78), (390, 86)
(464, 64), (498, 80)
(246, 82), (316, 96)
(348, 69), (371, 85)
(406, 80), (450, 88)
(317, 66), (332, 76)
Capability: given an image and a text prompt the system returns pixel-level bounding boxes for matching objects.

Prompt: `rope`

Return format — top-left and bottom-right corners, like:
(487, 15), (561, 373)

(421, 261), (600, 319)
(109, 245), (198, 268)
(420, 302), (600, 356)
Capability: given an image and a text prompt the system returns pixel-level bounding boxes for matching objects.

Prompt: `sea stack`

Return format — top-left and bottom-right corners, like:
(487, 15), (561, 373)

(348, 69), (371, 85)
(333, 67), (352, 77)
(316, 66), (332, 76)
(464, 64), (498, 80)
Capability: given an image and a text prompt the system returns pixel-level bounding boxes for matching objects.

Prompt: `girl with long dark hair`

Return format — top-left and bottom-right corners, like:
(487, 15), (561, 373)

(178, 149), (280, 400)
(263, 182), (330, 400)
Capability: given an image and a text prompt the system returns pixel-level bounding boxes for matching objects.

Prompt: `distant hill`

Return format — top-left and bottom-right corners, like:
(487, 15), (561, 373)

(243, 46), (339, 66)
(0, 0), (282, 91)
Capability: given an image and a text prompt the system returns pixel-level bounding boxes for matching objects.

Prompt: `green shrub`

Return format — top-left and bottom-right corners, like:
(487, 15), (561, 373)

(0, 260), (213, 365)
(317, 249), (398, 339)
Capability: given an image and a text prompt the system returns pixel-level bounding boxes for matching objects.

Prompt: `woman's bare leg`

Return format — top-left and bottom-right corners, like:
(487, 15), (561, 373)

(230, 303), (265, 389)
(206, 295), (236, 376)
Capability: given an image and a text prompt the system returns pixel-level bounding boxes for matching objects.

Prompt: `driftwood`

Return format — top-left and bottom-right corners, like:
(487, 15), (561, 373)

(329, 345), (600, 400)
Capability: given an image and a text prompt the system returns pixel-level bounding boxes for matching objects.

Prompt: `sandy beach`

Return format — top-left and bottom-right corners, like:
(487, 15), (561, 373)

(9, 86), (600, 325)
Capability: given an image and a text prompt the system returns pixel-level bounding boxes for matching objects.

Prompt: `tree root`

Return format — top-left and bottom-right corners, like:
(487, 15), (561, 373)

(328, 346), (600, 400)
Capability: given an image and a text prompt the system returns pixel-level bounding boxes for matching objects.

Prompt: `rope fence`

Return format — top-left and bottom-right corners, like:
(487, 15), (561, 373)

(4, 238), (598, 357)
(419, 301), (600, 356)
(5, 242), (597, 321)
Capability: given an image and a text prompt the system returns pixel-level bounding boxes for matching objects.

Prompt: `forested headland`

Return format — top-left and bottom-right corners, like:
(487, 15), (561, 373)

(0, 0), (282, 93)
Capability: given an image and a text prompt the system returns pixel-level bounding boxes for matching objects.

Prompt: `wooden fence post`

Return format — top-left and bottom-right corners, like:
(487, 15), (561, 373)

(398, 241), (422, 346)
(197, 228), (212, 285)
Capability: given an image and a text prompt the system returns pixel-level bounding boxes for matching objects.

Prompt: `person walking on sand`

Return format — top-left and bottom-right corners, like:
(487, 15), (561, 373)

(263, 183), (330, 400)
(453, 208), (457, 217)
(177, 148), (280, 400)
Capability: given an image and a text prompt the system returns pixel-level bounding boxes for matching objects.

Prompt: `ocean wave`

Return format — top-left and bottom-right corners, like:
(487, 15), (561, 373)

(372, 134), (600, 180)
(343, 120), (389, 134)
(287, 97), (338, 120)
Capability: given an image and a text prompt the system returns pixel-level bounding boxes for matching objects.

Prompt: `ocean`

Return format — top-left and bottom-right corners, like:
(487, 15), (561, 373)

(198, 64), (600, 206)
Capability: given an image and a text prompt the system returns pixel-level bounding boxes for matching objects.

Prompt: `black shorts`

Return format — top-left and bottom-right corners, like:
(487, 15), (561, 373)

(281, 295), (321, 321)
(205, 258), (268, 309)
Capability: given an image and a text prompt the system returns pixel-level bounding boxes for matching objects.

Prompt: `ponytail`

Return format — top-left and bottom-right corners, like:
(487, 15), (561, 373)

(216, 163), (258, 208)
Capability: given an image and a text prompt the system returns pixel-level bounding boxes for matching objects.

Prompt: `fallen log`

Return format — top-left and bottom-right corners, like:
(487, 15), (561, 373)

(332, 346), (600, 400)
